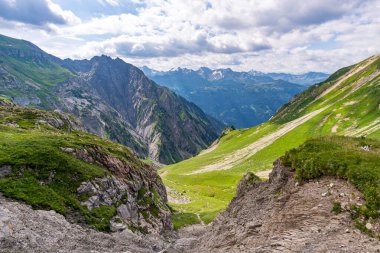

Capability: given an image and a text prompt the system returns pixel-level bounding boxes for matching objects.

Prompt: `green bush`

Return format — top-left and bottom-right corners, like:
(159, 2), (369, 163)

(332, 202), (342, 215)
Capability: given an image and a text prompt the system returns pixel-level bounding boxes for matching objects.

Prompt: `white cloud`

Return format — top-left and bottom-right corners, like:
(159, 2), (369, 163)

(46, 0), (80, 25)
(0, 0), (378, 73)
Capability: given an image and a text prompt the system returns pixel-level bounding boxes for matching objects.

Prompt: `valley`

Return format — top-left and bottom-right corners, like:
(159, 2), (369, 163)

(1, 33), (380, 252)
(160, 54), (380, 227)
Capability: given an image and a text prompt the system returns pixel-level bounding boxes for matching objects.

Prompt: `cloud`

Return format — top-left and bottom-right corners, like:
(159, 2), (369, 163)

(205, 0), (364, 33)
(0, 0), (79, 26)
(0, 0), (378, 74)
(76, 33), (271, 59)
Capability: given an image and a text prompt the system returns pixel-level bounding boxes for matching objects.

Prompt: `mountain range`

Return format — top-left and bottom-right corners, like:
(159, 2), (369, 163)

(142, 66), (328, 128)
(249, 70), (329, 86)
(0, 34), (223, 164)
(1, 33), (380, 252)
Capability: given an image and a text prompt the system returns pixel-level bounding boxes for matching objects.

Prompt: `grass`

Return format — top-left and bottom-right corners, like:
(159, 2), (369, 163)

(0, 34), (73, 88)
(160, 55), (380, 227)
(332, 202), (342, 215)
(283, 136), (380, 230)
(85, 205), (117, 231)
(2, 55), (72, 87)
(172, 212), (200, 230)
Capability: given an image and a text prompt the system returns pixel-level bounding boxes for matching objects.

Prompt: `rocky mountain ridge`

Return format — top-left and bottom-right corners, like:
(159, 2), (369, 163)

(0, 34), (223, 164)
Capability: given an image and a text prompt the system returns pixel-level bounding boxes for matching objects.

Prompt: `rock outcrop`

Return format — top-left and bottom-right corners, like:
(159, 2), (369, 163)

(61, 145), (172, 234)
(169, 160), (380, 252)
(0, 194), (167, 253)
(0, 101), (173, 248)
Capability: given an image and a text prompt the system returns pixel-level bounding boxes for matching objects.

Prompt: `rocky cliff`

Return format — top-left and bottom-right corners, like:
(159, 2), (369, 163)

(61, 55), (223, 163)
(183, 162), (378, 252)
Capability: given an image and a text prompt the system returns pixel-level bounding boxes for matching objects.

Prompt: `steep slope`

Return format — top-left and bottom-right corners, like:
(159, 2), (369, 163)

(161, 54), (380, 225)
(0, 34), (222, 164)
(143, 66), (305, 128)
(170, 137), (380, 252)
(0, 99), (172, 236)
(62, 56), (223, 164)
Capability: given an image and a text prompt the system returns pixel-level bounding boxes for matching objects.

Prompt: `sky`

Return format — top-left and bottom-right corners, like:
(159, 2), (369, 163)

(0, 0), (379, 73)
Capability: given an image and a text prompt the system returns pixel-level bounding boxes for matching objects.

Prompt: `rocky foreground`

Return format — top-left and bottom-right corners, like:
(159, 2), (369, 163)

(2, 158), (380, 252)
(0, 193), (167, 253)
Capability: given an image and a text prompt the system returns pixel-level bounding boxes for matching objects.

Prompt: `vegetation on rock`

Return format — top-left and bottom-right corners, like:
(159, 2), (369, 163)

(283, 136), (380, 233)
(0, 99), (172, 233)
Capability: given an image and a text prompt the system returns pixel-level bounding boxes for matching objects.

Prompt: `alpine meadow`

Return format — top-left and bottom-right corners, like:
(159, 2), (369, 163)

(0, 1), (380, 252)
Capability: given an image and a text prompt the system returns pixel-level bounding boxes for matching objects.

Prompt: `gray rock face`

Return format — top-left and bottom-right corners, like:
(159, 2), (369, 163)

(60, 56), (223, 164)
(0, 165), (11, 178)
(77, 176), (130, 209)
(59, 146), (173, 235)
(118, 203), (139, 223)
(0, 194), (167, 253)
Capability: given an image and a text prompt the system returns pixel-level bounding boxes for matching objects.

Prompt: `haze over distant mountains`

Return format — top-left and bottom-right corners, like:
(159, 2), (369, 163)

(142, 66), (328, 128)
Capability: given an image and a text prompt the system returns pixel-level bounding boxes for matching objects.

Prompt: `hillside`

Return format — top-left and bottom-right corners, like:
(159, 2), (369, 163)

(0, 99), (172, 236)
(160, 54), (380, 226)
(0, 34), (223, 164)
(168, 136), (380, 252)
(142, 66), (307, 128)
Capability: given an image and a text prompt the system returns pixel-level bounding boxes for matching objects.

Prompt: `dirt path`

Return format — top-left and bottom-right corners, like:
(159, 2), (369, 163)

(198, 141), (219, 156)
(315, 55), (379, 103)
(346, 118), (380, 137)
(188, 106), (330, 175)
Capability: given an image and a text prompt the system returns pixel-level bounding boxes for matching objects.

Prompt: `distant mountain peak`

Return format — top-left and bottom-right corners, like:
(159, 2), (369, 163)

(210, 70), (224, 80)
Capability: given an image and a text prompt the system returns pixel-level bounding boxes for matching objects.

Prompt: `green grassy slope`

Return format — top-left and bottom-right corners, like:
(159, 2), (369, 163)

(0, 34), (73, 107)
(0, 34), (72, 88)
(161, 54), (380, 227)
